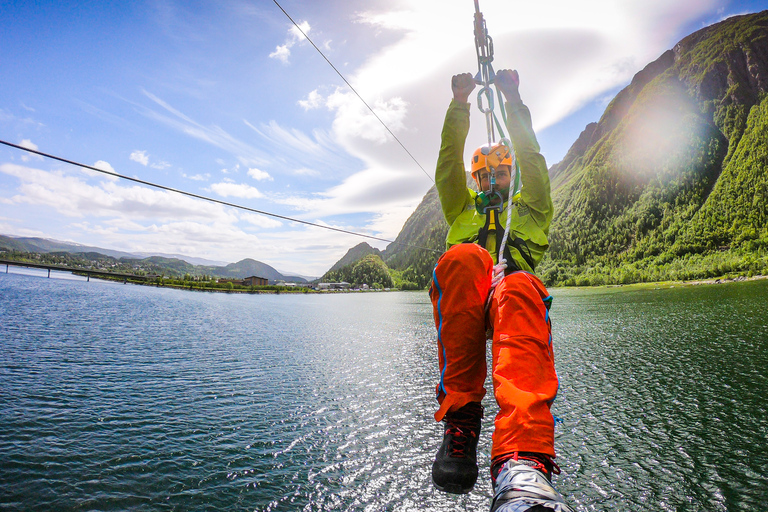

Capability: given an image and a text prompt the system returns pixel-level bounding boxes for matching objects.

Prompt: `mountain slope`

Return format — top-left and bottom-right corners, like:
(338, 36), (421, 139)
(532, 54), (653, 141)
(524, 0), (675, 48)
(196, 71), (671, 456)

(380, 185), (448, 287)
(539, 11), (768, 285)
(326, 242), (383, 274)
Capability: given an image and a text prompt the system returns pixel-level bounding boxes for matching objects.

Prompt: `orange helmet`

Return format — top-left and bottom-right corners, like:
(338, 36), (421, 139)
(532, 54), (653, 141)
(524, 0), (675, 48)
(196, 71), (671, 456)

(470, 143), (512, 185)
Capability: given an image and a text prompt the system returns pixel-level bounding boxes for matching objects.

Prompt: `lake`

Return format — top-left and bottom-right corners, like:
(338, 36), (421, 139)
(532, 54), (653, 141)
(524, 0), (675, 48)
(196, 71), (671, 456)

(1, 268), (767, 511)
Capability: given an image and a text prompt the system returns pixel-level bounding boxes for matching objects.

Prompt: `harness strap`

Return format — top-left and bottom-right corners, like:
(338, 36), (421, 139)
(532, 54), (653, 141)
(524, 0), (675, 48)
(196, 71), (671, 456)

(477, 207), (536, 273)
(477, 207), (499, 248)
(507, 236), (536, 271)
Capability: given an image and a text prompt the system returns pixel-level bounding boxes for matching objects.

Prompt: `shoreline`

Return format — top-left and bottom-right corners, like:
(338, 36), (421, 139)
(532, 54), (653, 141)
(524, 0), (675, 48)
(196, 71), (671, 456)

(553, 274), (768, 292)
(5, 259), (766, 294)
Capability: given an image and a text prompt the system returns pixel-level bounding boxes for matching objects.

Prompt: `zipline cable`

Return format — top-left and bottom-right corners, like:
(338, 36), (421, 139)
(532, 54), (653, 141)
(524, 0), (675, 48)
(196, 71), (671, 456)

(271, 0), (434, 185)
(0, 139), (441, 254)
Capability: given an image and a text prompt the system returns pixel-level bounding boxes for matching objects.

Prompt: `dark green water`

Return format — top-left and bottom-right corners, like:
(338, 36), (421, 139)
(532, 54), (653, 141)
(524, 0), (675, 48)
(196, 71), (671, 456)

(1, 270), (767, 511)
(551, 282), (768, 511)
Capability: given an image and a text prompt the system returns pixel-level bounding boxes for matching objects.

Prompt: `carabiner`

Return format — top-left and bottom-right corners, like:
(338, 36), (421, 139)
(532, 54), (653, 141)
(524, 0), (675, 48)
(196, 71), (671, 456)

(476, 86), (495, 114)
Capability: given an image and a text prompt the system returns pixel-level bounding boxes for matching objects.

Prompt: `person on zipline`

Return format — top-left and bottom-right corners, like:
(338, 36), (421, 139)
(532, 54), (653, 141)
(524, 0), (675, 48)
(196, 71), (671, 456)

(430, 69), (572, 511)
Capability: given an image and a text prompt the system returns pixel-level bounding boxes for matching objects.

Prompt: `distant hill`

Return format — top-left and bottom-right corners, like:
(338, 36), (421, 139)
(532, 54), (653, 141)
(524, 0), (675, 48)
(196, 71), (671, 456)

(213, 258), (307, 283)
(0, 235), (225, 266)
(325, 242), (383, 274)
(0, 234), (307, 283)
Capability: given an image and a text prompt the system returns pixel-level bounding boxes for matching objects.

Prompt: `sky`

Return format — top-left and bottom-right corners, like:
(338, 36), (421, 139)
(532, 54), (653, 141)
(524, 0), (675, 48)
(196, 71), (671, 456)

(1, 0), (766, 277)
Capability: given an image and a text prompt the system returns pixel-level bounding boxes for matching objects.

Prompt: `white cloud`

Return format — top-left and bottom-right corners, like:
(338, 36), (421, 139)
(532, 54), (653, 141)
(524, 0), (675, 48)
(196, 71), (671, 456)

(244, 119), (325, 156)
(247, 167), (272, 181)
(150, 161), (172, 170)
(18, 139), (43, 162)
(94, 160), (117, 174)
(1, 163), (234, 222)
(183, 172), (210, 181)
(130, 150), (149, 166)
(19, 139), (38, 151)
(326, 89), (408, 144)
(289, 21), (310, 41)
(210, 181), (264, 199)
(298, 89), (324, 110)
(140, 90), (269, 167)
(79, 160), (119, 181)
(241, 212), (282, 228)
(346, 0), (721, 136)
(130, 149), (172, 170)
(294, 168), (321, 177)
(269, 44), (291, 63)
(269, 20), (311, 64)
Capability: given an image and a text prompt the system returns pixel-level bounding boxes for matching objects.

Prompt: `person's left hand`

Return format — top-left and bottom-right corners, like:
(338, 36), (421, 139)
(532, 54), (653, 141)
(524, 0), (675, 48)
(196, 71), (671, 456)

(495, 69), (520, 102)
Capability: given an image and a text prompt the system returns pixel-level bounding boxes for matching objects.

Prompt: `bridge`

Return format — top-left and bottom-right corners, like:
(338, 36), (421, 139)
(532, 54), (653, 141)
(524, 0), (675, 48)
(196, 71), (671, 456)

(0, 258), (158, 283)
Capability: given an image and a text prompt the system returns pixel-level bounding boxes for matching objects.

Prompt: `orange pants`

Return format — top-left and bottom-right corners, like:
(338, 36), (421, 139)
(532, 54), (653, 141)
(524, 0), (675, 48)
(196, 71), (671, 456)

(430, 243), (559, 459)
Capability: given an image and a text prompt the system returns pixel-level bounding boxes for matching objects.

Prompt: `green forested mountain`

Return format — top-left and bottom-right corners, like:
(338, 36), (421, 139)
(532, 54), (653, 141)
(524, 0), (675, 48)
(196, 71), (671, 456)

(539, 10), (768, 285)
(324, 10), (768, 288)
(326, 242), (383, 273)
(380, 184), (448, 288)
(321, 253), (394, 289)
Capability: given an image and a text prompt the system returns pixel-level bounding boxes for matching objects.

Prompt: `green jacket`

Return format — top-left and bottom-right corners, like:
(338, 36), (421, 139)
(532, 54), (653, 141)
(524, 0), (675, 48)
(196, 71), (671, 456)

(435, 98), (553, 270)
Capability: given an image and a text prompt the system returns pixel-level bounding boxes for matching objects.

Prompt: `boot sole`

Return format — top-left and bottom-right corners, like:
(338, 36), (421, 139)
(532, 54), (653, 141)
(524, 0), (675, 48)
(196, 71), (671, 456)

(432, 479), (474, 495)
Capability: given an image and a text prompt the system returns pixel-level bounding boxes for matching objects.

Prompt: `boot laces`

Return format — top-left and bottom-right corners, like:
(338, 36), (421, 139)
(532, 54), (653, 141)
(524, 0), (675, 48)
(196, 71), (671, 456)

(444, 404), (482, 458)
(492, 452), (561, 482)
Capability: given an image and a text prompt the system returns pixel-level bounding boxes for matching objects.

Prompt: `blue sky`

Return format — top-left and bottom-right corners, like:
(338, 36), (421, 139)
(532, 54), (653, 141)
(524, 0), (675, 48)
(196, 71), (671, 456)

(1, 0), (766, 276)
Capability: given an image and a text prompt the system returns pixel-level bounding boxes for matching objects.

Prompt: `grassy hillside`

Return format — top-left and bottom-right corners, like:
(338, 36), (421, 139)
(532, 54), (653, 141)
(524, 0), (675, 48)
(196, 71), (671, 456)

(538, 11), (768, 286)
(325, 242), (383, 274)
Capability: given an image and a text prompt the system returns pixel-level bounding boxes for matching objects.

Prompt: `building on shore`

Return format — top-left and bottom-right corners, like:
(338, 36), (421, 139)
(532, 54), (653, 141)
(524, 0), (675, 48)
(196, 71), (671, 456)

(244, 276), (268, 286)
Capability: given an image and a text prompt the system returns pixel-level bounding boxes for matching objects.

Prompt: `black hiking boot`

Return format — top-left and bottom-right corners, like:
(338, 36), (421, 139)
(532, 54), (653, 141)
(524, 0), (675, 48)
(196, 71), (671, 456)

(432, 402), (483, 494)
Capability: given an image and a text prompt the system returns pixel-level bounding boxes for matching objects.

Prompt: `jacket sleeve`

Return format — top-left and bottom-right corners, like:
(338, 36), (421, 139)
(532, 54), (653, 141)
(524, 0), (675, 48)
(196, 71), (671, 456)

(436, 100), (473, 225)
(505, 100), (553, 231)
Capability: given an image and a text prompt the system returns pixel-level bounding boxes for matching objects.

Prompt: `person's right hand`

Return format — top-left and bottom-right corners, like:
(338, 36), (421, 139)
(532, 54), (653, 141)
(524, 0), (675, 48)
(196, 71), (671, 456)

(451, 73), (476, 103)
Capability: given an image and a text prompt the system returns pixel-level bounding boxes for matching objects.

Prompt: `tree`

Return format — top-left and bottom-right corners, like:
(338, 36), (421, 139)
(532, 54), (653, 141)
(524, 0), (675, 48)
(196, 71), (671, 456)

(351, 255), (393, 288)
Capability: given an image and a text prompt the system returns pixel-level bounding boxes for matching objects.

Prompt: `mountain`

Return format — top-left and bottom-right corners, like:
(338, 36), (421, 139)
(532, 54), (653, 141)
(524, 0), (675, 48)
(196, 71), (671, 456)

(322, 176), (477, 288)
(0, 235), (225, 266)
(382, 184), (448, 281)
(326, 242), (383, 274)
(0, 234), (306, 283)
(327, 11), (768, 287)
(213, 258), (307, 283)
(539, 10), (768, 285)
(0, 235), (138, 259)
(276, 269), (320, 282)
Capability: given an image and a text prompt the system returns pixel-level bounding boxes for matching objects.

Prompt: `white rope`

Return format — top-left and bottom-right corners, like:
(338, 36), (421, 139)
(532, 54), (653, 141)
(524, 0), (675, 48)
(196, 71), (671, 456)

(490, 154), (517, 288)
(491, 204), (513, 288)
